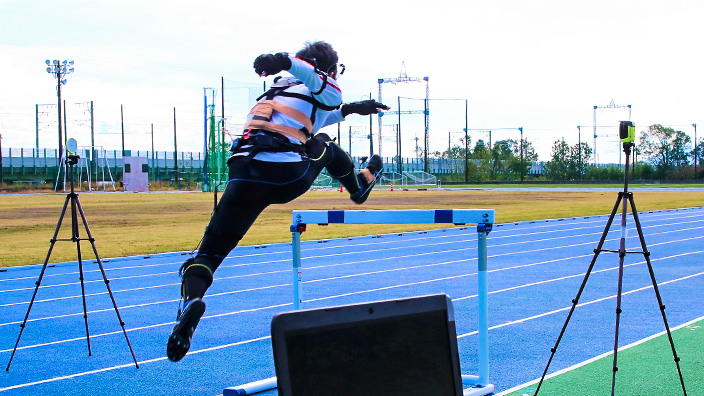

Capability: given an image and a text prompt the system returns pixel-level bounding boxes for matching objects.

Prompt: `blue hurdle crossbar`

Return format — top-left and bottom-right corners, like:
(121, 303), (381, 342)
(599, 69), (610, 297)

(225, 209), (495, 396)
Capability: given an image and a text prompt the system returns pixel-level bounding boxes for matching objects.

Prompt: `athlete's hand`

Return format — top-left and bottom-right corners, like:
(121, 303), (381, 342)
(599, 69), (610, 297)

(253, 52), (292, 77)
(341, 100), (390, 117)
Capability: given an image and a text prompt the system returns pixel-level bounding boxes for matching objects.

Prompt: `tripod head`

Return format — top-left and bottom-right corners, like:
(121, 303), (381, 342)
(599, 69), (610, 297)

(619, 121), (636, 193)
(66, 154), (80, 166)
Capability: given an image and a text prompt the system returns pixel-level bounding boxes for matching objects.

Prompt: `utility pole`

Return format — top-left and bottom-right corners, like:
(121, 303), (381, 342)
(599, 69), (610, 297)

(0, 133), (3, 185)
(464, 99), (468, 183)
(369, 93), (374, 157)
(35, 105), (39, 151)
(120, 104), (126, 156)
(173, 107), (179, 188)
(398, 96), (402, 174)
(519, 127), (524, 182)
(151, 123), (155, 183)
(90, 101), (96, 182)
(694, 123), (698, 181)
(63, 100), (67, 145)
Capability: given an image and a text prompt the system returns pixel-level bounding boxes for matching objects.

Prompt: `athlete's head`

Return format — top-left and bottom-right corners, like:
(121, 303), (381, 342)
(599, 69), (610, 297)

(296, 41), (339, 78)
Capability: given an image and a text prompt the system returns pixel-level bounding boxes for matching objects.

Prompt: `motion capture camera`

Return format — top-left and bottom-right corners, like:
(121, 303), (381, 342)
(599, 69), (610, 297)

(65, 138), (80, 165)
(619, 121), (635, 143)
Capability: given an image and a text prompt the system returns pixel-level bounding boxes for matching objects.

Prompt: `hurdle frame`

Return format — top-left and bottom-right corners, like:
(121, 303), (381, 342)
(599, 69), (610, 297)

(225, 209), (495, 396)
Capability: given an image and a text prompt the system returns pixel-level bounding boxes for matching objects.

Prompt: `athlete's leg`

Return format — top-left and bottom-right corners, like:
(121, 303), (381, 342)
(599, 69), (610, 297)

(168, 177), (267, 361)
(314, 137), (382, 204)
(168, 158), (316, 361)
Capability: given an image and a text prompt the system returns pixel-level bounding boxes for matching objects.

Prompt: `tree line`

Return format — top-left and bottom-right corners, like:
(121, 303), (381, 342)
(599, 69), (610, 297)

(433, 124), (703, 181)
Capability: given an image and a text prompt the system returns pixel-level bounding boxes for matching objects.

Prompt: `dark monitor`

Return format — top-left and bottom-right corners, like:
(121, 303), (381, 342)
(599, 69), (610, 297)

(271, 294), (463, 396)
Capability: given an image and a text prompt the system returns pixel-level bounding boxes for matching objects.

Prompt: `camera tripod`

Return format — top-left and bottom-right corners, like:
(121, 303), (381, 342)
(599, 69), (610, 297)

(535, 142), (686, 395)
(6, 154), (139, 371)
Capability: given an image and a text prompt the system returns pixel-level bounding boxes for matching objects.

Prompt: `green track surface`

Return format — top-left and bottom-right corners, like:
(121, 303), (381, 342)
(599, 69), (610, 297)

(500, 318), (703, 396)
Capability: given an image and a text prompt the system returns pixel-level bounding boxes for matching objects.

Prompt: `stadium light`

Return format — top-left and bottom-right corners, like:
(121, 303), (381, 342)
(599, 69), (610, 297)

(46, 59), (75, 162)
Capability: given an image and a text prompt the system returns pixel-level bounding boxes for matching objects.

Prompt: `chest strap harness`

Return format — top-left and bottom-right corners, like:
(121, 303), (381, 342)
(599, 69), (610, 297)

(243, 100), (313, 144)
(234, 77), (340, 160)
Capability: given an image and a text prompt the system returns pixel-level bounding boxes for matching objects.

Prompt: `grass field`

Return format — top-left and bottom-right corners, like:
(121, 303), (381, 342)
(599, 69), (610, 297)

(1, 188), (703, 268)
(501, 318), (703, 395)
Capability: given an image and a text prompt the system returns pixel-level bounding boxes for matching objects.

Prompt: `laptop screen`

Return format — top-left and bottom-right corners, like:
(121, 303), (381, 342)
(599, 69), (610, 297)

(271, 294), (463, 396)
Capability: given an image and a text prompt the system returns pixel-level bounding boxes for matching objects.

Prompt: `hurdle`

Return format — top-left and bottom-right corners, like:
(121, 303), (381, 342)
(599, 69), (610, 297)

(224, 209), (495, 396)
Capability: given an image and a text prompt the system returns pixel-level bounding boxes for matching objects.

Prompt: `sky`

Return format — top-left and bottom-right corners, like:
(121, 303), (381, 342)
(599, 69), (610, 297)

(1, 0), (702, 164)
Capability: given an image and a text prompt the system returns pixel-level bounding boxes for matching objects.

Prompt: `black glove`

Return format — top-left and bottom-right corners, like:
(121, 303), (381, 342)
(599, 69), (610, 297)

(253, 52), (292, 76)
(341, 100), (390, 117)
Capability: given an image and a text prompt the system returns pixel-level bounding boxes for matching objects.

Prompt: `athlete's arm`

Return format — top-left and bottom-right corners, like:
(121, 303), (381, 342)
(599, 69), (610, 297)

(287, 56), (342, 108)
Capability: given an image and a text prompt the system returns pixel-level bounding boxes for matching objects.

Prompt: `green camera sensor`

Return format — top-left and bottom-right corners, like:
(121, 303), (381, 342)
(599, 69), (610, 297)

(619, 121), (635, 143)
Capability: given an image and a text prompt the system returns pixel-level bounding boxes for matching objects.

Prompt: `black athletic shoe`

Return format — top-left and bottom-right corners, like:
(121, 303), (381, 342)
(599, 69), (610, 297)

(350, 154), (383, 204)
(167, 298), (206, 362)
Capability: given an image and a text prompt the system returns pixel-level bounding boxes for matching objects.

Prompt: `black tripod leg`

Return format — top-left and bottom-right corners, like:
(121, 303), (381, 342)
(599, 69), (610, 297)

(75, 195), (140, 368)
(71, 193), (93, 356)
(628, 195), (687, 395)
(6, 194), (71, 371)
(535, 193), (624, 395)
(610, 192), (630, 395)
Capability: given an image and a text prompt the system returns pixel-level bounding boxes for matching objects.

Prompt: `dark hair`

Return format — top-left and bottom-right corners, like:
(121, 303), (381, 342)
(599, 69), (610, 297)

(295, 41), (338, 75)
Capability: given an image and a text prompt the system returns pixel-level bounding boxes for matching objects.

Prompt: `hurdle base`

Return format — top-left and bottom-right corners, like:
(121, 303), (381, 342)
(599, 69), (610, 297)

(223, 376), (277, 396)
(461, 374), (496, 396)
(224, 374), (494, 395)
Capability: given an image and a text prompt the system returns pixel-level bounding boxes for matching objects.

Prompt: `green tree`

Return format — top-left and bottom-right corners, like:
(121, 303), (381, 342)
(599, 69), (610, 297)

(544, 140), (592, 180)
(638, 124), (691, 171)
(488, 140), (513, 180)
(509, 138), (538, 179)
(471, 139), (489, 159)
(435, 136), (472, 159)
(544, 140), (570, 180)
(571, 142), (592, 178)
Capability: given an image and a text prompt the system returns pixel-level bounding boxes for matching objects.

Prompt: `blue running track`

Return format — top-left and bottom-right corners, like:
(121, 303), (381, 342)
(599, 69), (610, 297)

(1, 207), (703, 395)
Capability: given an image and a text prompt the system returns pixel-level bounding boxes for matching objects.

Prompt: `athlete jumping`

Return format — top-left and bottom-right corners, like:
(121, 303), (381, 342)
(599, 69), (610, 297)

(167, 41), (389, 362)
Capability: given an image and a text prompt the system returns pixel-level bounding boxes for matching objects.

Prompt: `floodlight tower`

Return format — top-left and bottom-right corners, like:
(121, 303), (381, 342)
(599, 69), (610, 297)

(378, 63), (429, 171)
(46, 60), (75, 163)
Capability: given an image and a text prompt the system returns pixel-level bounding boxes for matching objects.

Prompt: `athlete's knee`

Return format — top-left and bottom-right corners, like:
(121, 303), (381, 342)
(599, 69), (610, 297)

(324, 143), (354, 178)
(305, 134), (332, 162)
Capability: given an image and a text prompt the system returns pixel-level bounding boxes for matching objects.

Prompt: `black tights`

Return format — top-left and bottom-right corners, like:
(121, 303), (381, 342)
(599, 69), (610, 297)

(181, 141), (359, 300)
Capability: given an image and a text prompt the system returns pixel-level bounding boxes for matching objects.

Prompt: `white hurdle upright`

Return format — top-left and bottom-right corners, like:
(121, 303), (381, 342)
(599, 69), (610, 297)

(225, 208), (495, 396)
